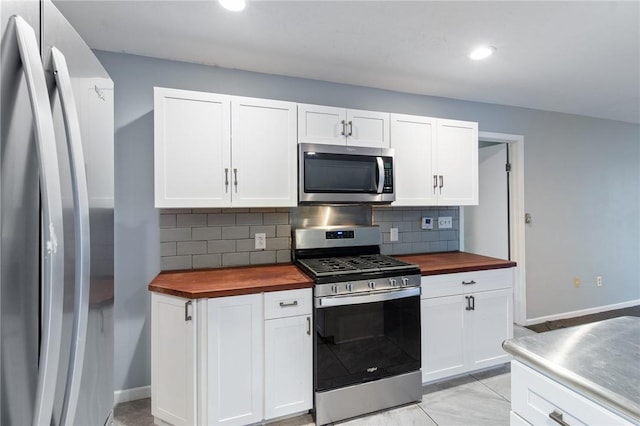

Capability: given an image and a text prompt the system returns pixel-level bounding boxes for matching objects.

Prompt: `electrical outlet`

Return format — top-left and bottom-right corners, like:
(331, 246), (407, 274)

(574, 277), (580, 288)
(596, 276), (603, 287)
(438, 216), (453, 229)
(421, 217), (434, 230)
(390, 228), (399, 242)
(255, 233), (266, 250)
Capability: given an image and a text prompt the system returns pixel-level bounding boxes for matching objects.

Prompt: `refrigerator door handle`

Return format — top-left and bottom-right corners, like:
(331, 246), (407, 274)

(50, 47), (92, 426)
(13, 16), (65, 426)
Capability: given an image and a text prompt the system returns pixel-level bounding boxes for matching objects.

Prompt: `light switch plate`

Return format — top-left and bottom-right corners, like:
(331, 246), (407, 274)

(438, 216), (453, 229)
(255, 233), (266, 250)
(421, 217), (433, 230)
(390, 228), (399, 241)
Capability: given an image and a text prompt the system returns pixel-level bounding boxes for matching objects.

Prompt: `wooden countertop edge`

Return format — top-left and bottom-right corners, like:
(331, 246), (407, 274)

(418, 261), (517, 276)
(148, 252), (516, 299)
(149, 281), (313, 299)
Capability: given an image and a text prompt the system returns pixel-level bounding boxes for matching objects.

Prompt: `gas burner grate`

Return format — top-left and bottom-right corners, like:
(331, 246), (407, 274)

(297, 254), (417, 277)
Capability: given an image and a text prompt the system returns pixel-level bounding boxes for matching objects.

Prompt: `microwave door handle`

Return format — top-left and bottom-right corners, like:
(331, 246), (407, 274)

(376, 156), (385, 194)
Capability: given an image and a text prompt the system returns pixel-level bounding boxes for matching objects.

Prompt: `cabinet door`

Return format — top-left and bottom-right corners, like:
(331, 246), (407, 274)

(466, 288), (513, 370)
(231, 97), (297, 207)
(390, 114), (437, 206)
(435, 119), (478, 205)
(207, 294), (263, 425)
(264, 315), (313, 420)
(151, 293), (196, 426)
(154, 87), (231, 208)
(347, 109), (390, 148)
(421, 295), (466, 383)
(297, 103), (346, 145)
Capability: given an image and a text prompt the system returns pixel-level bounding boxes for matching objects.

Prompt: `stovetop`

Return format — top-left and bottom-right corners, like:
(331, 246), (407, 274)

(297, 254), (416, 277)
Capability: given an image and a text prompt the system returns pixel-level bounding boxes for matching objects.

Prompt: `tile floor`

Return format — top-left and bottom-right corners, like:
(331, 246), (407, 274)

(114, 325), (536, 426)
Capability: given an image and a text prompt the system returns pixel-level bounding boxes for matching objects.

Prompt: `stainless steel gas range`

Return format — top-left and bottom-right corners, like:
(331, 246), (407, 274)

(293, 225), (423, 425)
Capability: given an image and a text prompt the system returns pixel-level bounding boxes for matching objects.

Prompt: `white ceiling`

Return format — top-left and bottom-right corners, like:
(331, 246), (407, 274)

(54, 0), (640, 124)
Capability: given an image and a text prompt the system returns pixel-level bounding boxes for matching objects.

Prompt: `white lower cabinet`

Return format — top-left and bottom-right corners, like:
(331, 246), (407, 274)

(207, 294), (264, 425)
(421, 269), (514, 383)
(151, 293), (197, 426)
(151, 288), (312, 426)
(511, 361), (634, 425)
(264, 314), (313, 419)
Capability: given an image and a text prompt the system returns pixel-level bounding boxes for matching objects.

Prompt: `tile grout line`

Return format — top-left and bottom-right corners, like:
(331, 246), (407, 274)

(470, 373), (512, 404)
(416, 401), (440, 426)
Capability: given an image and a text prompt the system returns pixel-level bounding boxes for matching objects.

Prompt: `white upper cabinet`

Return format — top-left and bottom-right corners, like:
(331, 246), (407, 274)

(154, 88), (231, 208)
(298, 103), (390, 148)
(435, 119), (479, 205)
(231, 97), (297, 207)
(154, 87), (297, 208)
(391, 114), (478, 206)
(390, 114), (438, 206)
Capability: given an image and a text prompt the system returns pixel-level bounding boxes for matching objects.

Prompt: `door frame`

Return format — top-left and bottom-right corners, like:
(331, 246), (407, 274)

(460, 131), (526, 325)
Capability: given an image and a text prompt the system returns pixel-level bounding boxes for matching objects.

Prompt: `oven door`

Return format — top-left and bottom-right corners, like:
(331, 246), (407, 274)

(314, 287), (421, 392)
(299, 143), (394, 204)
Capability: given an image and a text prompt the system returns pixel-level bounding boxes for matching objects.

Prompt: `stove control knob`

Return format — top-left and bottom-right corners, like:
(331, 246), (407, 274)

(346, 283), (353, 292)
(331, 284), (339, 294)
(401, 277), (410, 287)
(368, 281), (376, 290)
(389, 278), (398, 287)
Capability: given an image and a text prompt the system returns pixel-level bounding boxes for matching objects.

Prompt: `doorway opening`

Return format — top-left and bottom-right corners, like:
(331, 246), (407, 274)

(460, 132), (526, 325)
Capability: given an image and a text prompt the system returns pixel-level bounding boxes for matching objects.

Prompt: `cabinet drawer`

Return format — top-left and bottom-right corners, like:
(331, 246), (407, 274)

(421, 268), (513, 299)
(511, 361), (633, 426)
(264, 288), (312, 319)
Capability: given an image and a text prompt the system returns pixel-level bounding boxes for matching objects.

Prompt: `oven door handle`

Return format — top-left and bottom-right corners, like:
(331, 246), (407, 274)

(315, 287), (420, 308)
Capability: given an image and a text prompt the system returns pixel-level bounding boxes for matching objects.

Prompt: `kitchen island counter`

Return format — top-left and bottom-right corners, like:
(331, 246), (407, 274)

(148, 263), (313, 299)
(396, 251), (516, 275)
(503, 316), (640, 424)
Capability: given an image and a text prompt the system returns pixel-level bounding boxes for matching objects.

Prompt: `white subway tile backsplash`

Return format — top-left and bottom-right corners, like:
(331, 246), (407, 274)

(250, 251), (276, 265)
(192, 227), (222, 241)
(221, 226), (250, 240)
(159, 206), (459, 271)
(207, 213), (236, 226)
(276, 250), (292, 263)
(193, 254), (222, 269)
(161, 255), (192, 270)
(160, 242), (177, 257)
(159, 214), (176, 228)
(160, 228), (191, 242)
(177, 241), (207, 255)
(177, 213), (207, 227)
(222, 252), (250, 267)
(208, 240), (236, 254)
(250, 225), (276, 238)
(236, 213), (263, 225)
(263, 212), (288, 225)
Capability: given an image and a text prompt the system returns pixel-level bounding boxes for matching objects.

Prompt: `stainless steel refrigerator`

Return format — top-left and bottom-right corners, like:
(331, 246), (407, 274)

(1, 0), (114, 425)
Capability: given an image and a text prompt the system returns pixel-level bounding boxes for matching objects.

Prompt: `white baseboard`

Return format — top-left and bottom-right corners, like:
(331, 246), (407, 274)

(114, 385), (151, 405)
(525, 299), (640, 326)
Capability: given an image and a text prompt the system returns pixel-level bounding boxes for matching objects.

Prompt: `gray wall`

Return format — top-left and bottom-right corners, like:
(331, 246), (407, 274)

(98, 51), (640, 392)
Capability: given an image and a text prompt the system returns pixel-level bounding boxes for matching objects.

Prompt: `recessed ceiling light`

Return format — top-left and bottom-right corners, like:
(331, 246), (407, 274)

(469, 46), (496, 60)
(219, 0), (246, 12)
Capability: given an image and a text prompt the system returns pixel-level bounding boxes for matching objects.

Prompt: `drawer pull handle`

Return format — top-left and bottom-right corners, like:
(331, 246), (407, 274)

(549, 410), (570, 426)
(461, 280), (476, 285)
(279, 300), (298, 308)
(307, 316), (311, 335)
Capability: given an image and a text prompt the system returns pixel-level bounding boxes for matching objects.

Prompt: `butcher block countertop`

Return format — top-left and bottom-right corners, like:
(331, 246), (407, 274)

(148, 252), (515, 299)
(395, 251), (516, 275)
(148, 264), (313, 299)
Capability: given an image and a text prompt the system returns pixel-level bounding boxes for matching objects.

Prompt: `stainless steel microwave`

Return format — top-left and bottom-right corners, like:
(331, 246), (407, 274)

(299, 143), (395, 204)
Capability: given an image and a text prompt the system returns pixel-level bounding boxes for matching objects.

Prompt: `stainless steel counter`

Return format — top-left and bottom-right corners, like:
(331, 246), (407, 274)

(503, 316), (640, 423)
